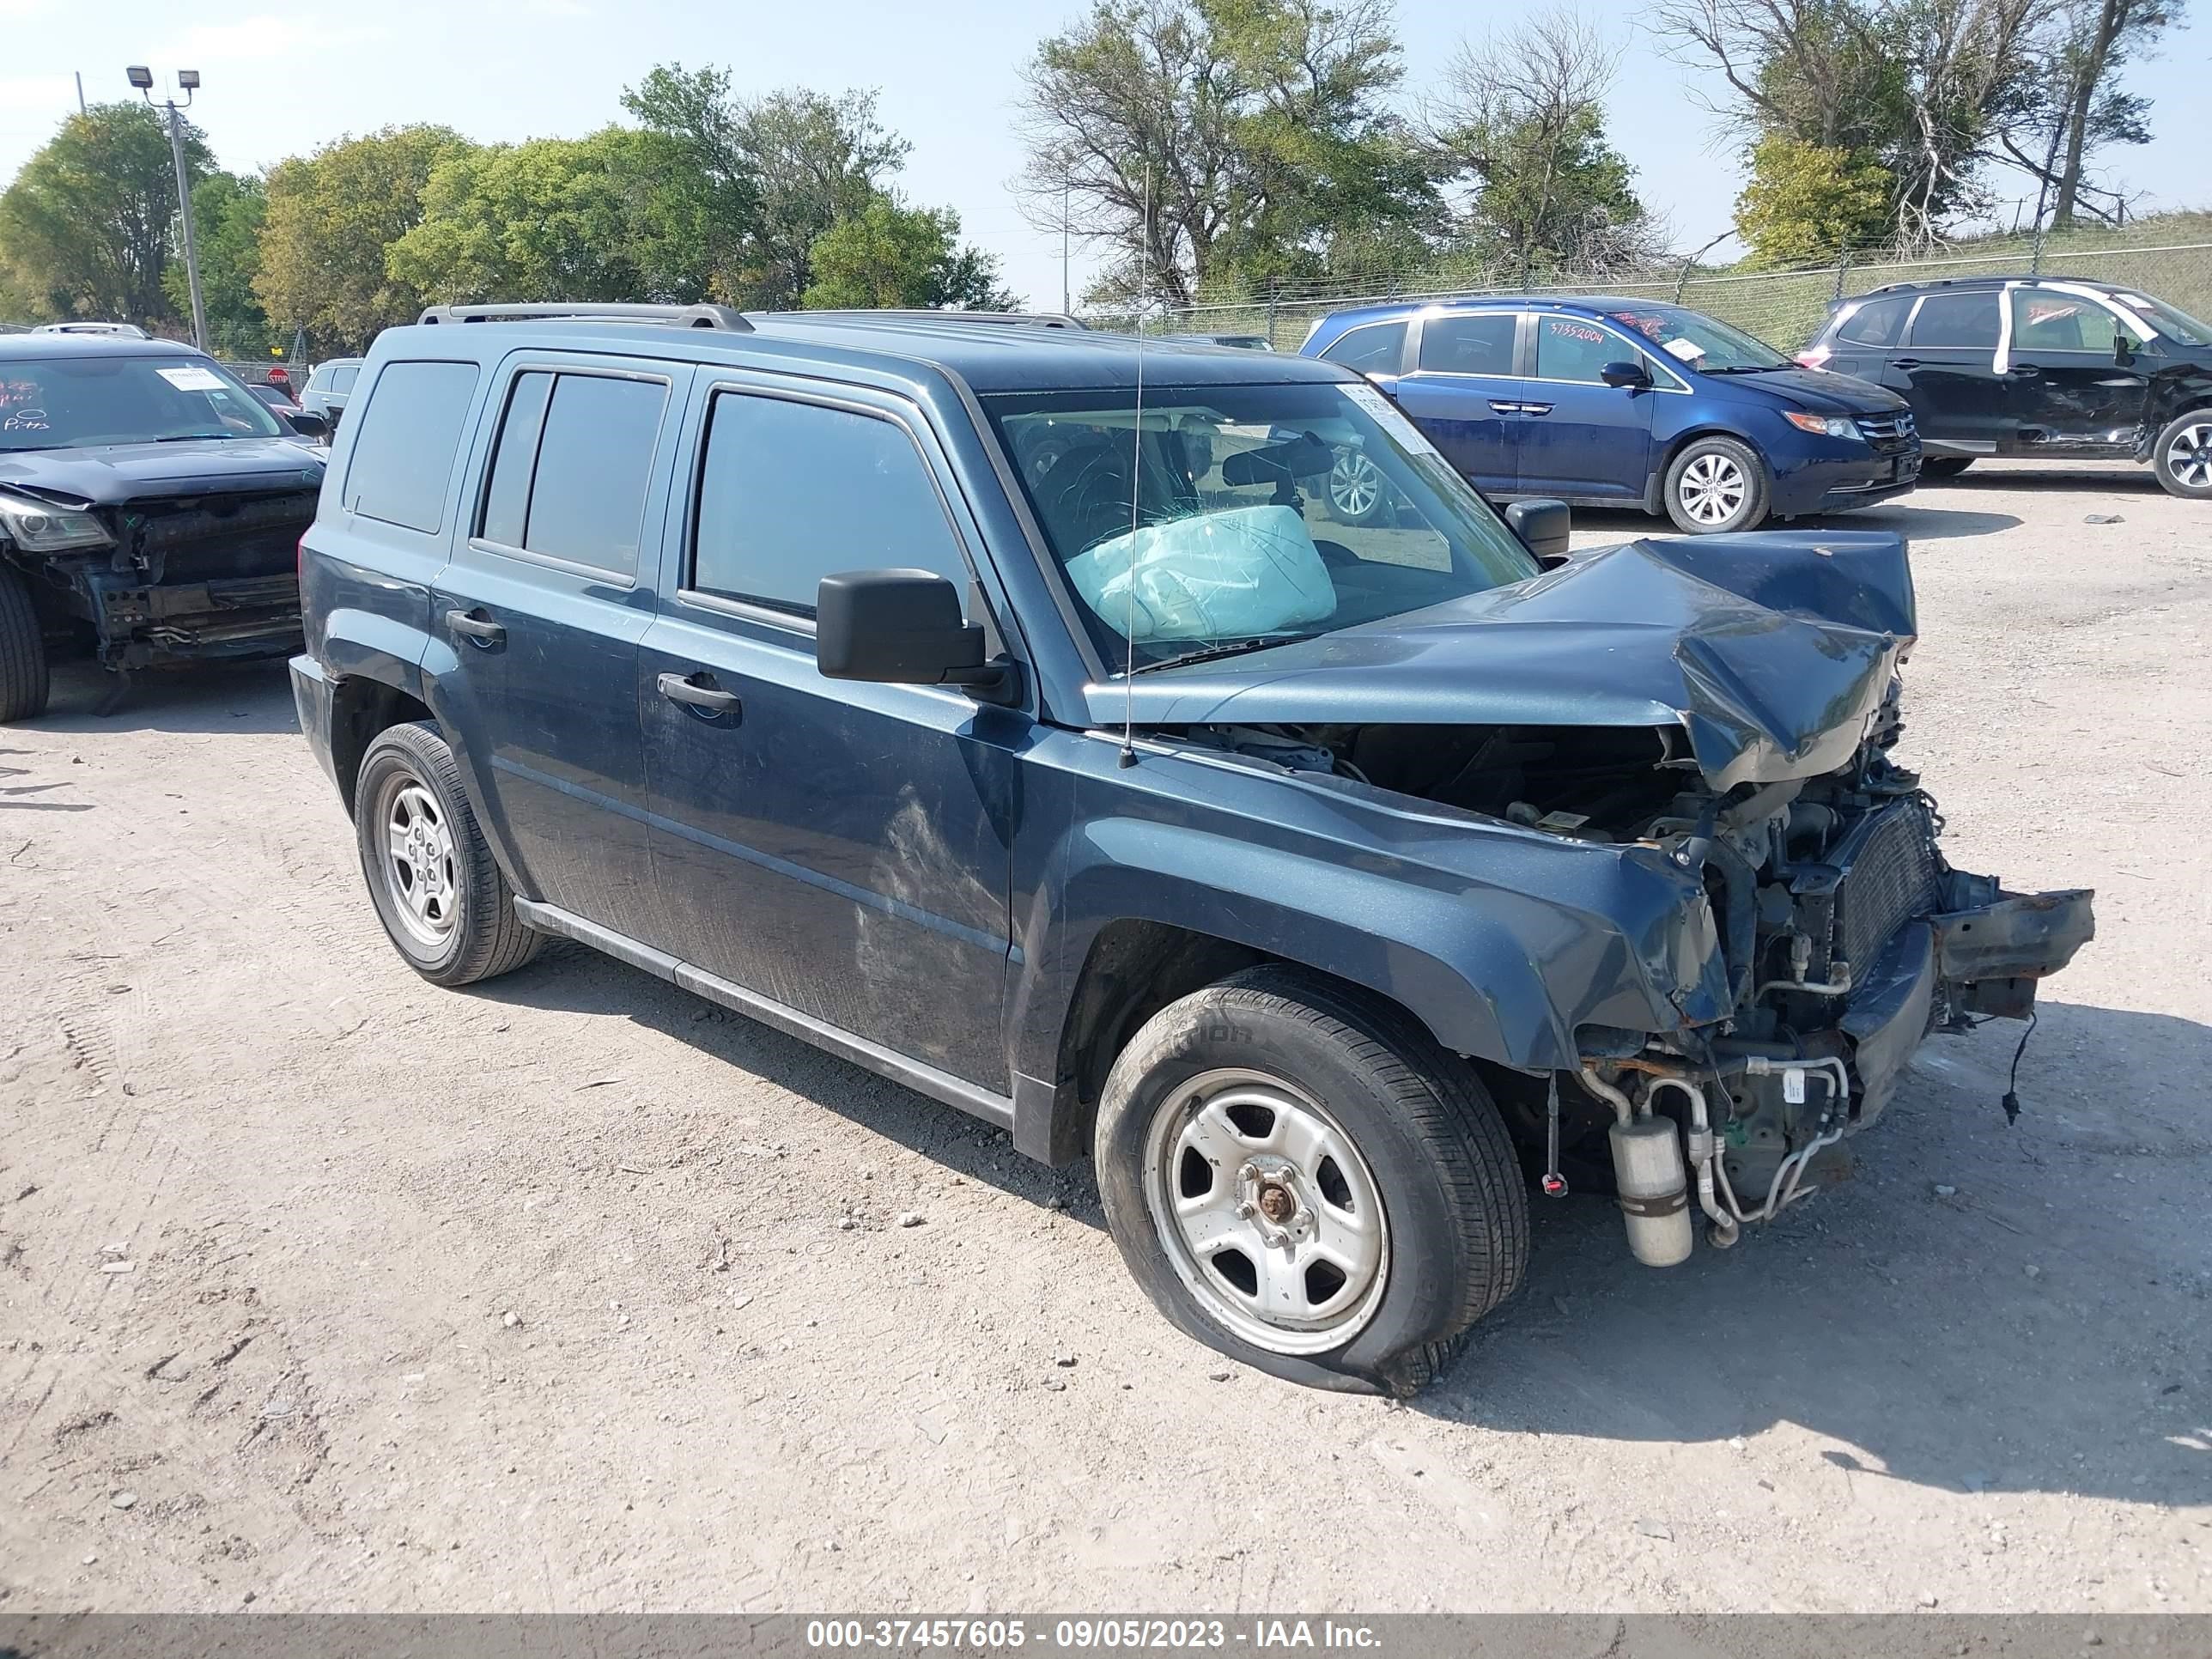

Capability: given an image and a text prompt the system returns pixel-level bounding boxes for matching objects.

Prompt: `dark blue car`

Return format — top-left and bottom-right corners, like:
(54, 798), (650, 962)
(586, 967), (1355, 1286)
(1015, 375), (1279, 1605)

(1300, 296), (1921, 533)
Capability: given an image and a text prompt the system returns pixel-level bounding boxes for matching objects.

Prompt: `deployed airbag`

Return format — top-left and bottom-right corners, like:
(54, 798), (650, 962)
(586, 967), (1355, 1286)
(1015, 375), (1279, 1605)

(1065, 504), (1337, 643)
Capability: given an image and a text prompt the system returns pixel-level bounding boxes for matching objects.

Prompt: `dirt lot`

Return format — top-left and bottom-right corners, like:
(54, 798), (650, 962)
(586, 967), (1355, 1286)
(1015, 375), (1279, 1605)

(2, 461), (2207, 1614)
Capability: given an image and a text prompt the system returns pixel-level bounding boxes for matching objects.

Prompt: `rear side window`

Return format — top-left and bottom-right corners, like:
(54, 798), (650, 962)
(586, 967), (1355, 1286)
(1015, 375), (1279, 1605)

(690, 392), (968, 619)
(1418, 313), (1517, 376)
(343, 361), (481, 534)
(475, 369), (667, 580)
(1835, 295), (1911, 347)
(1908, 292), (2000, 349)
(1318, 320), (1407, 375)
(1534, 315), (1622, 383)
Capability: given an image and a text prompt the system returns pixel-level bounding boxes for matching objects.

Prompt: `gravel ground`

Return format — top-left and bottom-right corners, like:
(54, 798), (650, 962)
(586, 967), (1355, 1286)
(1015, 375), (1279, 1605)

(1, 461), (2207, 1613)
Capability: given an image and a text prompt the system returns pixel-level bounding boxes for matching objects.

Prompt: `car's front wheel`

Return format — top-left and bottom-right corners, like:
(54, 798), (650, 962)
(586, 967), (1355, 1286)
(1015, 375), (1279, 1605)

(1662, 436), (1771, 533)
(1324, 449), (1393, 526)
(2152, 411), (2212, 501)
(0, 566), (52, 723)
(1094, 965), (1528, 1395)
(355, 720), (542, 987)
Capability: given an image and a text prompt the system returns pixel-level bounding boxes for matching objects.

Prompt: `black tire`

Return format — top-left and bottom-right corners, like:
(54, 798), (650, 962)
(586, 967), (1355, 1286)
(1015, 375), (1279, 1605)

(354, 720), (542, 987)
(1094, 965), (1528, 1396)
(0, 566), (52, 723)
(1917, 456), (1974, 480)
(2150, 410), (2212, 501)
(1662, 435), (1771, 534)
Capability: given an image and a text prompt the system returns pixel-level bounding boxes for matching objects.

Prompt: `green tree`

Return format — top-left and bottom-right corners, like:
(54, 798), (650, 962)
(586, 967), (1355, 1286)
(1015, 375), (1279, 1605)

(1734, 135), (1895, 267)
(1425, 9), (1663, 278)
(255, 125), (475, 352)
(163, 171), (270, 350)
(0, 101), (210, 325)
(387, 128), (715, 305)
(802, 200), (1018, 310)
(1016, 0), (1436, 307)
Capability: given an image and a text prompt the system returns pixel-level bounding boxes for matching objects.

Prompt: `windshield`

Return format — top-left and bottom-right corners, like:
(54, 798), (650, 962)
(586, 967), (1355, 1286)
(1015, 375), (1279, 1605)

(983, 380), (1540, 672)
(2110, 291), (2211, 347)
(0, 356), (287, 451)
(1601, 305), (1791, 372)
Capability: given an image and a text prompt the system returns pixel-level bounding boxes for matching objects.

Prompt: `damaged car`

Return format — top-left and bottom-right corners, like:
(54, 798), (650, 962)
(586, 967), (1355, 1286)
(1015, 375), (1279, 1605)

(292, 303), (2093, 1395)
(0, 333), (329, 720)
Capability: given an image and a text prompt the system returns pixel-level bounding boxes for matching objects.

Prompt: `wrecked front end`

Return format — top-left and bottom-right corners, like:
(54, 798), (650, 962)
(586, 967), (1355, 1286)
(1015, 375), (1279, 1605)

(1127, 530), (2094, 1262)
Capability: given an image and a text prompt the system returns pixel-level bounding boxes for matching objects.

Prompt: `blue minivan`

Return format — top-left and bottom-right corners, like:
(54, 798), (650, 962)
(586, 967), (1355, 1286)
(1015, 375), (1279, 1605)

(1301, 297), (1921, 533)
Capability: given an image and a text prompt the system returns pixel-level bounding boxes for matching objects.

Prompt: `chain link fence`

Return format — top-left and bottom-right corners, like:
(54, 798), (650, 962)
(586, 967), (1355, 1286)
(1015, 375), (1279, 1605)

(1151, 223), (2212, 353)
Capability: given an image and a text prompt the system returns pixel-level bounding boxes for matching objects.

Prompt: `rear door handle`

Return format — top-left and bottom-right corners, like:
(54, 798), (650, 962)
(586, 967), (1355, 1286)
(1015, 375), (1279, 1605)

(1488, 400), (1524, 415)
(2008, 363), (2041, 376)
(657, 672), (741, 719)
(445, 608), (505, 647)
(1519, 402), (1553, 416)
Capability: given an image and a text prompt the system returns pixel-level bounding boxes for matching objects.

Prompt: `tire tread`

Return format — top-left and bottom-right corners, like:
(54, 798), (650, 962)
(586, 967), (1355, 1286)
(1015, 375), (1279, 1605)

(0, 567), (52, 722)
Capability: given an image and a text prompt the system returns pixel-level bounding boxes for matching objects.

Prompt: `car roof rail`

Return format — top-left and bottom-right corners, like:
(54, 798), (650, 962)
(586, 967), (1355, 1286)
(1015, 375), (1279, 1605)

(1859, 274), (2045, 296)
(770, 309), (1090, 331)
(416, 301), (756, 333)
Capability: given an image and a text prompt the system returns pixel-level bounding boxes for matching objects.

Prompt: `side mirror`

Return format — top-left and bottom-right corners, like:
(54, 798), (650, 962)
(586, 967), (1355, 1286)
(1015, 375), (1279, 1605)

(1600, 360), (1652, 390)
(287, 410), (329, 438)
(1505, 499), (1572, 563)
(816, 569), (1016, 702)
(2113, 334), (2136, 366)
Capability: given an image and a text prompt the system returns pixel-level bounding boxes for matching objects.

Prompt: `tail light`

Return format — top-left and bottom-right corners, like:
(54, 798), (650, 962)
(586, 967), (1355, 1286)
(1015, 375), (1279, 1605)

(1796, 344), (1832, 370)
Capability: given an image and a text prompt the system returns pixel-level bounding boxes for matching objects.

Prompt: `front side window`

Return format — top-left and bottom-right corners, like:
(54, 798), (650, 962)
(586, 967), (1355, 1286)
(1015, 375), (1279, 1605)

(1909, 292), (2001, 349)
(1418, 313), (1517, 376)
(1317, 320), (1407, 375)
(2009, 289), (2118, 353)
(0, 354), (285, 453)
(343, 360), (481, 533)
(475, 369), (666, 578)
(1534, 315), (1626, 384)
(690, 392), (968, 618)
(982, 380), (1538, 672)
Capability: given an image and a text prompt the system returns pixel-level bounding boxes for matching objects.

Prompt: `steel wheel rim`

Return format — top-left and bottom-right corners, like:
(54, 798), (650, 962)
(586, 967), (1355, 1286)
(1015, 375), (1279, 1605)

(1140, 1067), (1390, 1354)
(1680, 453), (1748, 525)
(1329, 452), (1383, 518)
(374, 775), (459, 950)
(2170, 422), (2212, 489)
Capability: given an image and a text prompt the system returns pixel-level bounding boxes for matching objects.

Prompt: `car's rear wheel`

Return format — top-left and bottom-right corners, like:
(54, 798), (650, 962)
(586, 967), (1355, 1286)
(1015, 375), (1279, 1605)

(1662, 436), (1770, 533)
(1324, 449), (1393, 526)
(2152, 412), (2212, 501)
(1918, 456), (1974, 480)
(355, 721), (542, 987)
(1094, 965), (1528, 1396)
(0, 566), (52, 723)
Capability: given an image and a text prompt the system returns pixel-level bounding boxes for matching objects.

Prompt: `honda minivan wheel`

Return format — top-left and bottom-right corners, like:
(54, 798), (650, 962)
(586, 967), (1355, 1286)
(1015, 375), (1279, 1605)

(0, 567), (51, 723)
(2153, 412), (2212, 500)
(355, 721), (542, 987)
(1325, 450), (1392, 526)
(1662, 436), (1769, 533)
(1094, 965), (1527, 1396)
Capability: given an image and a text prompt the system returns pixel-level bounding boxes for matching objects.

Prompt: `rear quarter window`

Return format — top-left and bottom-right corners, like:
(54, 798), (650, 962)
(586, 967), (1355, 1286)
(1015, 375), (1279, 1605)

(1835, 295), (1911, 347)
(342, 361), (482, 535)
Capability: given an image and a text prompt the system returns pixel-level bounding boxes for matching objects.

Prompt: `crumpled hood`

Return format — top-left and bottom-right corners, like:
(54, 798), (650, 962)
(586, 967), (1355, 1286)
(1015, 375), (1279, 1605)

(0, 438), (325, 507)
(1084, 529), (1917, 793)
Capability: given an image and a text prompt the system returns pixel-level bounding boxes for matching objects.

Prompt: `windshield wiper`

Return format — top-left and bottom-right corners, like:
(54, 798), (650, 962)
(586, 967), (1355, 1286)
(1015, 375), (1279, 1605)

(154, 433), (237, 442)
(1132, 633), (1319, 674)
(1699, 364), (1788, 374)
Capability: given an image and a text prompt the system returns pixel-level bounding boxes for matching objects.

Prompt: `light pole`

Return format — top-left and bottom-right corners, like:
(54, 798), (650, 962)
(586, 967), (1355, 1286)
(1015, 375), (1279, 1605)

(127, 65), (208, 355)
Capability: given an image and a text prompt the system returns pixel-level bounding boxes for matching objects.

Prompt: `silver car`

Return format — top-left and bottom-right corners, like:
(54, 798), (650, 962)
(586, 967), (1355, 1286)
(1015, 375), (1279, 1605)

(299, 357), (364, 431)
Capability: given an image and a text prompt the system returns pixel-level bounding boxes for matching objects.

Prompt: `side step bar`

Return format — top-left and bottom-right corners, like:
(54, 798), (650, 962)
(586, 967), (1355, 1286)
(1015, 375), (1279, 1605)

(512, 899), (1015, 1131)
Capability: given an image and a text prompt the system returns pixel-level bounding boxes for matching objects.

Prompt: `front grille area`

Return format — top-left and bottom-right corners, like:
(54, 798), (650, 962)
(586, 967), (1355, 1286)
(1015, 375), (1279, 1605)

(1855, 410), (1918, 451)
(112, 489), (319, 583)
(1819, 801), (1942, 981)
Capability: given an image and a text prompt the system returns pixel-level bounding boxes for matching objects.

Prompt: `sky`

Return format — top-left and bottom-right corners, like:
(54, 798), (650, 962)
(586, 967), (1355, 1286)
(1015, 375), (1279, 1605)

(1, 0), (2203, 313)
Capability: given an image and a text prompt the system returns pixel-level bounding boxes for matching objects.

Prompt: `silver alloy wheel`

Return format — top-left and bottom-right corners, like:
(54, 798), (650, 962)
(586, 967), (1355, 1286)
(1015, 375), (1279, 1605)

(1677, 451), (1750, 526)
(375, 775), (460, 949)
(1328, 451), (1385, 520)
(2168, 422), (2212, 489)
(1140, 1067), (1389, 1354)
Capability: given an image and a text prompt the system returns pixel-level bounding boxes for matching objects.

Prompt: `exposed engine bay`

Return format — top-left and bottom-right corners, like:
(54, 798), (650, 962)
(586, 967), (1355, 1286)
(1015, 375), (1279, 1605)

(1177, 690), (2094, 1261)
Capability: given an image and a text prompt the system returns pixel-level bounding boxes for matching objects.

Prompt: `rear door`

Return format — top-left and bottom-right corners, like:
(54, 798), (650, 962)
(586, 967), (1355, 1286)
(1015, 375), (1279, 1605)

(429, 354), (688, 930)
(1889, 290), (2006, 447)
(1394, 309), (1524, 492)
(2003, 286), (2152, 450)
(1516, 313), (1661, 501)
(635, 374), (1023, 1091)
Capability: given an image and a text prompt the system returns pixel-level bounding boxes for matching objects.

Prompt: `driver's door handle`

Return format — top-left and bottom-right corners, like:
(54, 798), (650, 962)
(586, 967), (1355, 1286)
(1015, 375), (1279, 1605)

(445, 608), (505, 647)
(2008, 363), (2042, 376)
(1891, 358), (1923, 370)
(657, 672), (741, 719)
(1518, 402), (1553, 416)
(1488, 400), (1524, 414)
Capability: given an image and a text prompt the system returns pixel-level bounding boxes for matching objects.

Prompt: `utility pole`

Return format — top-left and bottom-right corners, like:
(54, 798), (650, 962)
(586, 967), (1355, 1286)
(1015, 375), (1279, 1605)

(75, 72), (86, 113)
(1061, 180), (1071, 316)
(127, 65), (208, 354)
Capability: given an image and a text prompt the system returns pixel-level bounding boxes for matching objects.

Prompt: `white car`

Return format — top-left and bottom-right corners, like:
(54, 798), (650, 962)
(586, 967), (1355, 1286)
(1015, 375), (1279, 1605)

(32, 321), (150, 339)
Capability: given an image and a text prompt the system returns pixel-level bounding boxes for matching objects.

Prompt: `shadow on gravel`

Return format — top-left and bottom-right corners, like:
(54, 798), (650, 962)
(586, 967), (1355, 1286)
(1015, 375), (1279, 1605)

(465, 941), (1105, 1226)
(1937, 466), (2166, 495)
(1420, 997), (2212, 1508)
(26, 659), (297, 735)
